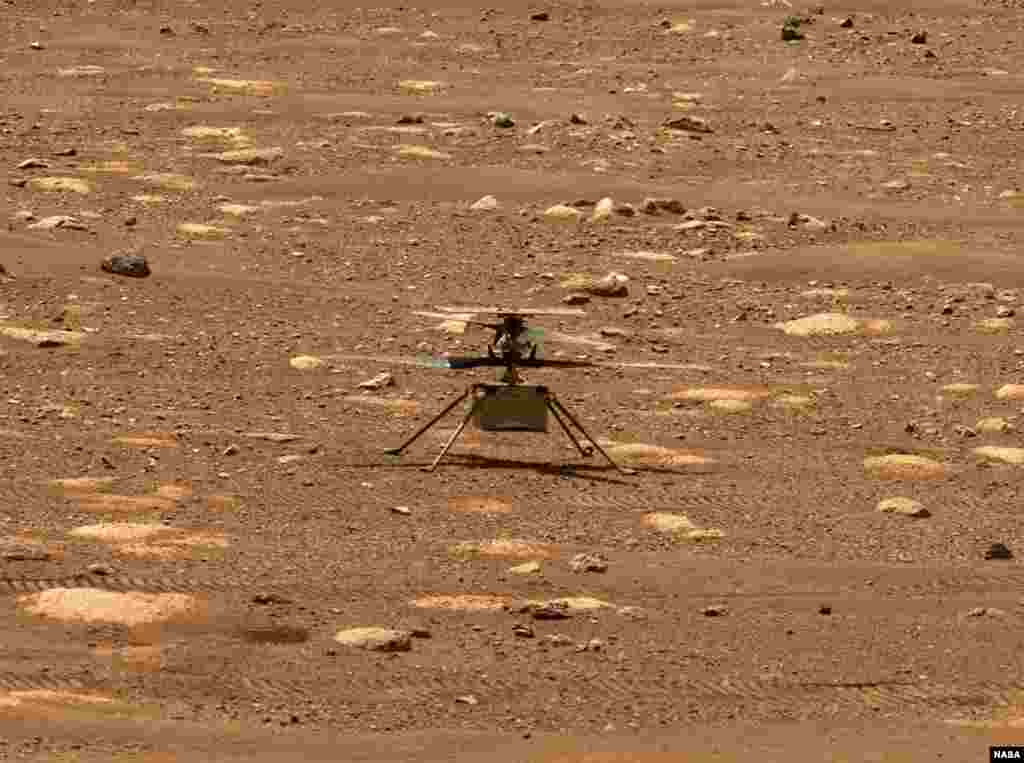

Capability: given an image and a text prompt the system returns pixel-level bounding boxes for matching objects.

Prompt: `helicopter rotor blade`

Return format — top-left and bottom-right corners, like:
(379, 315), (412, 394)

(412, 311), (501, 330)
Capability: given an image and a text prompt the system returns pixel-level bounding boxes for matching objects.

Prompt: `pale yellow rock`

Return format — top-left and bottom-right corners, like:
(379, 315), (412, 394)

(0, 324), (83, 346)
(218, 203), (260, 217)
(709, 399), (752, 413)
(668, 20), (693, 33)
(774, 394), (814, 408)
(864, 454), (946, 480)
(976, 417), (1013, 434)
(941, 383), (980, 397)
(452, 539), (554, 558)
(618, 250), (677, 262)
(777, 313), (860, 336)
(49, 477), (116, 494)
(398, 79), (446, 93)
(69, 523), (173, 542)
(976, 318), (1014, 333)
(342, 395), (419, 413)
(508, 561), (541, 575)
(181, 126), (250, 144)
(131, 194), (167, 205)
(527, 596), (613, 612)
(58, 65), (106, 77)
(877, 497), (931, 517)
(197, 77), (279, 96)
(396, 144), (451, 160)
(643, 512), (695, 533)
(801, 288), (850, 299)
(607, 442), (713, 466)
(674, 387), (768, 402)
(470, 195), (499, 212)
(177, 222), (230, 239)
(410, 594), (509, 611)
(74, 494), (176, 513)
(79, 160), (139, 174)
(0, 691), (115, 710)
(111, 435), (177, 448)
(590, 197), (614, 222)
(686, 528), (725, 541)
(290, 355), (324, 370)
(206, 147), (282, 165)
(18, 588), (200, 626)
(134, 173), (198, 192)
(995, 384), (1024, 400)
(973, 446), (1024, 465)
(544, 204), (584, 222)
(333, 627), (411, 651)
(26, 177), (91, 194)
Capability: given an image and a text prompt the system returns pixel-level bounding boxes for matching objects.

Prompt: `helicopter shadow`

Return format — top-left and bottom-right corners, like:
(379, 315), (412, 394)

(355, 454), (707, 484)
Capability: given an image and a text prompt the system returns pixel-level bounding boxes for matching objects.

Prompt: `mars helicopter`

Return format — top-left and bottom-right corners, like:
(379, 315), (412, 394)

(334, 306), (695, 474)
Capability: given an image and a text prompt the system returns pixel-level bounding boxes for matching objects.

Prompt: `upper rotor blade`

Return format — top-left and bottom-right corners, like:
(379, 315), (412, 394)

(587, 360), (710, 371)
(434, 306), (586, 318)
(444, 356), (506, 369)
(412, 311), (501, 329)
(517, 358), (595, 368)
(325, 353), (455, 369)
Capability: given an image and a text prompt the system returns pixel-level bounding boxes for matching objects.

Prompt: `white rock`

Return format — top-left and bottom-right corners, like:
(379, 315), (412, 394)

(877, 497), (930, 517)
(470, 195), (499, 211)
(590, 197), (614, 222)
(358, 372), (395, 390)
(543, 204), (583, 222)
(334, 627), (412, 652)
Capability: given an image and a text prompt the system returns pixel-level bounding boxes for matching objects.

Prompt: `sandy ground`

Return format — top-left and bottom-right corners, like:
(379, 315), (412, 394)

(2, 0), (1024, 757)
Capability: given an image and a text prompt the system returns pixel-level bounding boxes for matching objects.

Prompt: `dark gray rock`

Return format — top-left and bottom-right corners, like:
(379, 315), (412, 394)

(101, 254), (151, 278)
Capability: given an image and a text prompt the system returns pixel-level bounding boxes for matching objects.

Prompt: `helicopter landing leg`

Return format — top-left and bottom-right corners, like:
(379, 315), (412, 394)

(424, 394), (482, 472)
(546, 394), (636, 476)
(546, 397), (594, 459)
(384, 387), (471, 457)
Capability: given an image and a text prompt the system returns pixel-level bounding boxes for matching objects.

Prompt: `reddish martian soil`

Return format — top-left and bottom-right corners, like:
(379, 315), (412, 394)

(2, 0), (1024, 758)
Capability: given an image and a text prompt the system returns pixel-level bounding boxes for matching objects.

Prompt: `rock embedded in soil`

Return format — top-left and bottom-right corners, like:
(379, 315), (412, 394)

(470, 195), (499, 211)
(777, 313), (887, 337)
(26, 176), (92, 194)
(976, 417), (1012, 434)
(290, 355), (325, 370)
(863, 454), (946, 480)
(27, 215), (87, 231)
(544, 204), (584, 222)
(18, 588), (199, 626)
(984, 542), (1014, 560)
(509, 561), (541, 575)
(995, 384), (1024, 401)
(972, 446), (1024, 465)
(877, 497), (931, 518)
(569, 553), (608, 573)
(101, 254), (150, 278)
(333, 627), (412, 652)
